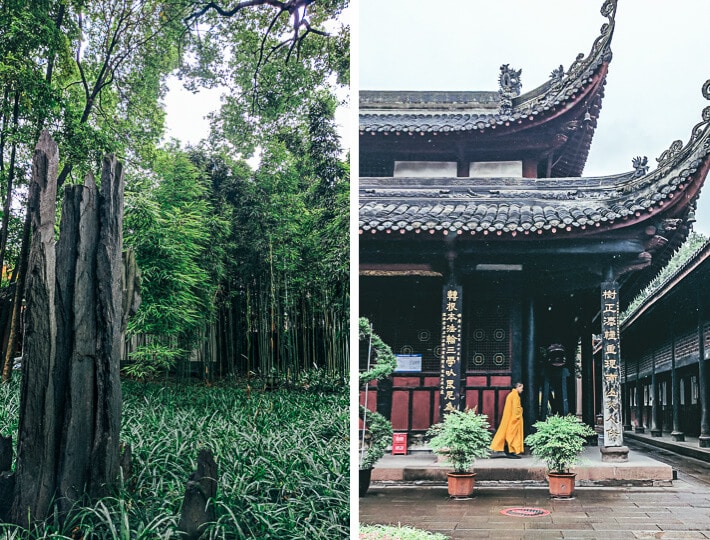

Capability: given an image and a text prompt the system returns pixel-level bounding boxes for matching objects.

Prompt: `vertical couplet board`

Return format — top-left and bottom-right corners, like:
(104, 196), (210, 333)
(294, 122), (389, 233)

(601, 281), (623, 447)
(440, 285), (463, 418)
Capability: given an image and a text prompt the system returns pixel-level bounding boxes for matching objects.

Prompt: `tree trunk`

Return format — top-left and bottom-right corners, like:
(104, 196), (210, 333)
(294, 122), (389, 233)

(0, 211), (30, 383)
(9, 133), (125, 526)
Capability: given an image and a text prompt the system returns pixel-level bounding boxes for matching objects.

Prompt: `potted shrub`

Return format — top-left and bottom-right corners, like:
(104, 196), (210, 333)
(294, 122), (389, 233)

(524, 414), (596, 498)
(359, 317), (397, 496)
(358, 406), (393, 495)
(426, 408), (492, 498)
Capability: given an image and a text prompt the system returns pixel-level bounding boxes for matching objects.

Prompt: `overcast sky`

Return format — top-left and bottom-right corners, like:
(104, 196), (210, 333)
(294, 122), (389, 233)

(358, 0), (710, 235)
(163, 6), (351, 155)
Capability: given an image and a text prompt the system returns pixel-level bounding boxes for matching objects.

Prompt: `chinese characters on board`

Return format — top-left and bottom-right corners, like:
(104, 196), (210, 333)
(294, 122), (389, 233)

(601, 282), (623, 447)
(440, 286), (463, 417)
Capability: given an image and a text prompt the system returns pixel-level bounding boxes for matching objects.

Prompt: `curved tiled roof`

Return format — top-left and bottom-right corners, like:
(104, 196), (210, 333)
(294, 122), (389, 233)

(359, 80), (710, 238)
(621, 237), (710, 329)
(359, 0), (616, 136)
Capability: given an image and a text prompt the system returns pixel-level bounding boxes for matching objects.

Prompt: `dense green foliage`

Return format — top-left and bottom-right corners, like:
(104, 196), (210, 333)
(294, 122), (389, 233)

(359, 525), (449, 540)
(359, 317), (397, 387)
(0, 1), (349, 531)
(0, 376), (349, 538)
(123, 147), (223, 378)
(0, 0), (349, 380)
(358, 405), (392, 470)
(525, 414), (596, 474)
(359, 318), (395, 469)
(426, 409), (492, 473)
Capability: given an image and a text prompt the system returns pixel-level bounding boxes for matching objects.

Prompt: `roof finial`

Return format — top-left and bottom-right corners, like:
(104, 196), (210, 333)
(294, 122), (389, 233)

(550, 65), (564, 86)
(631, 156), (648, 178)
(499, 64), (522, 114)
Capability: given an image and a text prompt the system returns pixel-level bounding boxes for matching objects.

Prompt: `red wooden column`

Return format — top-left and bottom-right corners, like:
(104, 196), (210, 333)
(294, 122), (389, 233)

(600, 279), (629, 462)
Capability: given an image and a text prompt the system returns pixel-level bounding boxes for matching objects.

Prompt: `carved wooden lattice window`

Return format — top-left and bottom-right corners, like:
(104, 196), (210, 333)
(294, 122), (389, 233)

(466, 296), (511, 372)
(359, 276), (442, 372)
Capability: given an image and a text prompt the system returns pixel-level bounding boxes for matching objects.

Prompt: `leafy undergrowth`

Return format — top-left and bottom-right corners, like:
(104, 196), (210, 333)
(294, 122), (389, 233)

(0, 376), (349, 539)
(359, 524), (449, 540)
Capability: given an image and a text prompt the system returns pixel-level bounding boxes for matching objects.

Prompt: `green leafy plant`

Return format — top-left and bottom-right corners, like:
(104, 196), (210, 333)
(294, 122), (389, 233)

(359, 317), (396, 471)
(358, 317), (397, 386)
(1, 378), (348, 539)
(524, 414), (596, 474)
(359, 524), (449, 539)
(426, 409), (491, 473)
(359, 406), (393, 470)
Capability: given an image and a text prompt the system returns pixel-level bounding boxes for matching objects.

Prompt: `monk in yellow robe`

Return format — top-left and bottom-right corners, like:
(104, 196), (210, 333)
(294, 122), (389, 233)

(490, 382), (524, 458)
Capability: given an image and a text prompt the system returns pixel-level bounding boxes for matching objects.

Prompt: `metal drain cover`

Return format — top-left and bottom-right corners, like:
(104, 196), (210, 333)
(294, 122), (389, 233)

(500, 507), (550, 517)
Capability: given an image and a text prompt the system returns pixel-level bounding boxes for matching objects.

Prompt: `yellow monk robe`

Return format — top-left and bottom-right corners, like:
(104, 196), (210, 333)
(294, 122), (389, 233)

(490, 388), (524, 454)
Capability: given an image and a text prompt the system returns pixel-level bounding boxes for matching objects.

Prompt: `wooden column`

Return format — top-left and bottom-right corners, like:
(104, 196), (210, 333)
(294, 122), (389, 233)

(670, 323), (684, 441)
(524, 296), (537, 434)
(651, 351), (662, 436)
(600, 277), (628, 461)
(622, 359), (632, 431)
(456, 160), (469, 178)
(635, 357), (645, 433)
(581, 319), (594, 427)
(698, 299), (710, 447)
(522, 159), (538, 178)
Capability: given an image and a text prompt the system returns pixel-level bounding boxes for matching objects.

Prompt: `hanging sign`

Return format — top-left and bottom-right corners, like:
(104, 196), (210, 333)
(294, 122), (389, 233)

(601, 281), (623, 447)
(440, 285), (463, 417)
(394, 354), (422, 372)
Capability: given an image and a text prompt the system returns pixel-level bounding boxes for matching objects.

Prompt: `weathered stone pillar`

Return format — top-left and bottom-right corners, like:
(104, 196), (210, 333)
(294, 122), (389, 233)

(599, 277), (628, 462)
(9, 132), (125, 526)
(11, 131), (59, 525)
(179, 449), (218, 540)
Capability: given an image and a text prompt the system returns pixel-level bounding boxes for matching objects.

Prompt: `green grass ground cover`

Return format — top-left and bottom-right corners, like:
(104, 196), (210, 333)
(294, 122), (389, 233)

(0, 376), (349, 539)
(359, 525), (448, 540)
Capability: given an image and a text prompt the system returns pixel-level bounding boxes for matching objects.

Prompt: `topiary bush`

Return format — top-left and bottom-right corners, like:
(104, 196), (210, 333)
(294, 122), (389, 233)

(426, 408), (491, 473)
(525, 414), (596, 473)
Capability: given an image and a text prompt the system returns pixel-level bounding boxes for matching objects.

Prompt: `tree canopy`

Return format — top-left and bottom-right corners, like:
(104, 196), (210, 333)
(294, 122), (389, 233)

(0, 0), (350, 380)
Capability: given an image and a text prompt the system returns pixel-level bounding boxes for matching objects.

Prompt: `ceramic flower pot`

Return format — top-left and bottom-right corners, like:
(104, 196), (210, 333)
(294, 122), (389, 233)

(446, 472), (476, 498)
(548, 471), (576, 498)
(359, 468), (373, 497)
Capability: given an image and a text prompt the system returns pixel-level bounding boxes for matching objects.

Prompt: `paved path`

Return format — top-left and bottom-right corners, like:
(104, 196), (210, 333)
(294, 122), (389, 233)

(360, 480), (710, 539)
(360, 434), (710, 538)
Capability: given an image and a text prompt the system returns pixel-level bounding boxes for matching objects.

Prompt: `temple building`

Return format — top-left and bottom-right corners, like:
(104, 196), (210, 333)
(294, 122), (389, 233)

(359, 0), (710, 459)
(620, 237), (710, 447)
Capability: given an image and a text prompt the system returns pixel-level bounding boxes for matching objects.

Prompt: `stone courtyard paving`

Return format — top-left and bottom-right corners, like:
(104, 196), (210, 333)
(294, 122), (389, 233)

(360, 481), (710, 539)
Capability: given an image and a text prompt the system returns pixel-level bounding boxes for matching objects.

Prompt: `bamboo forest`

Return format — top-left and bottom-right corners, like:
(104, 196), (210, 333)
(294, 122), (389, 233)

(0, 1), (349, 538)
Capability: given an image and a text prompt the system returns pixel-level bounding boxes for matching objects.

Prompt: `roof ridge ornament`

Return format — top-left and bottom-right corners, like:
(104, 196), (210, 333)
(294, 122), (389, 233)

(655, 79), (710, 168)
(550, 65), (564, 87)
(498, 64), (522, 114)
(631, 156), (649, 178)
(564, 0), (616, 83)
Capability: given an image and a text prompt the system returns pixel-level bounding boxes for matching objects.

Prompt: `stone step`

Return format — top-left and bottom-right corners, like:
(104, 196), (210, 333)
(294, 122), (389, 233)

(369, 446), (673, 486)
